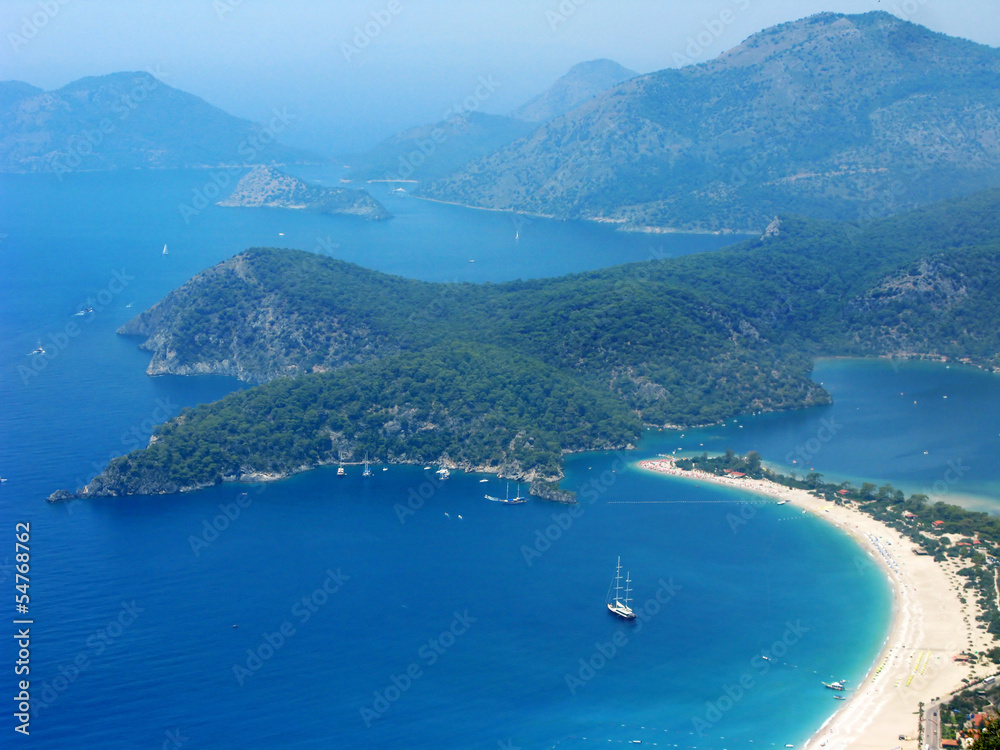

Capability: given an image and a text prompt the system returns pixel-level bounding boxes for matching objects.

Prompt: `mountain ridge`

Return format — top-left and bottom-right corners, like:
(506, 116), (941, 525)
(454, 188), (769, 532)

(345, 58), (637, 183)
(419, 12), (1000, 232)
(511, 58), (638, 123)
(0, 71), (316, 173)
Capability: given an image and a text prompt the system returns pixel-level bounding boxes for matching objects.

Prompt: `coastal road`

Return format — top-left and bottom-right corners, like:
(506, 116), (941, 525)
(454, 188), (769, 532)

(923, 700), (941, 750)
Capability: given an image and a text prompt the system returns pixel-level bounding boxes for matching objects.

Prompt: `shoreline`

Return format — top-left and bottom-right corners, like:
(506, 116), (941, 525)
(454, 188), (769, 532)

(636, 457), (995, 749)
(406, 194), (755, 235)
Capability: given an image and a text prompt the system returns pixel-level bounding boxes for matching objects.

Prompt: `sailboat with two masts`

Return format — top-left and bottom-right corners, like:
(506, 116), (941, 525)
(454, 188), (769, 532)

(485, 481), (526, 504)
(606, 556), (636, 620)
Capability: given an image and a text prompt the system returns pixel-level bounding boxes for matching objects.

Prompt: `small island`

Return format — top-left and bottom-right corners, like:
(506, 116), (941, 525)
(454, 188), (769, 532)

(218, 165), (391, 221)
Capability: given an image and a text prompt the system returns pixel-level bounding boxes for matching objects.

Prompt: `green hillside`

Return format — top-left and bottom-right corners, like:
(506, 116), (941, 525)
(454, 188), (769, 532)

(421, 12), (1000, 232)
(70, 188), (1000, 497)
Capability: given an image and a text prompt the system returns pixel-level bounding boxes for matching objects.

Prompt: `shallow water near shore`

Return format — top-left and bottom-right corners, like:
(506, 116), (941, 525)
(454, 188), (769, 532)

(1, 169), (988, 747)
(643, 358), (1000, 513)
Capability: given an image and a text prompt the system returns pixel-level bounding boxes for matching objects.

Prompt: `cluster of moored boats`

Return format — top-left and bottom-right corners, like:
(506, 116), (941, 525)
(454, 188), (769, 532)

(336, 453), (385, 477)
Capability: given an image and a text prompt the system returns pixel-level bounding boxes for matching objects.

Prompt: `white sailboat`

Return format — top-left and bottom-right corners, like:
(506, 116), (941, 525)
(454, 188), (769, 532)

(606, 557), (636, 620)
(362, 453), (373, 478)
(486, 482), (525, 504)
(162, 244), (169, 255)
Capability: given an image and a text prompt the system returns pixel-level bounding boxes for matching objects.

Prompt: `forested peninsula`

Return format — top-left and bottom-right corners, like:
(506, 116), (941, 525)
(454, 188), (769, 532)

(56, 189), (1000, 498)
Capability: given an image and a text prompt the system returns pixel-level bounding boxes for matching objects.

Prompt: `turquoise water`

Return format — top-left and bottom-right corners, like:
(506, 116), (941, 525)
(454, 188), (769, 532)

(0, 168), (968, 748)
(644, 358), (1000, 513)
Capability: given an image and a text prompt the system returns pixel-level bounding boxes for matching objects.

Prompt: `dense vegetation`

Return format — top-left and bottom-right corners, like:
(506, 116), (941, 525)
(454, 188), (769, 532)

(87, 346), (640, 495)
(688, 450), (1000, 648)
(943, 688), (1000, 747)
(421, 12), (1000, 231)
(78, 187), (1000, 496)
(682, 450), (1000, 547)
(682, 450), (1000, 638)
(219, 166), (390, 220)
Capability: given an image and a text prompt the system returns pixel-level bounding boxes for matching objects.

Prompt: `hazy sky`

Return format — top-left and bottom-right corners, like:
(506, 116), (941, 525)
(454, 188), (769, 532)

(2, 0), (998, 154)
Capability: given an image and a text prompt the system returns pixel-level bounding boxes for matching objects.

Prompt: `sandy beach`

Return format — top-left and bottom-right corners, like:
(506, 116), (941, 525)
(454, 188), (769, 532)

(637, 457), (995, 749)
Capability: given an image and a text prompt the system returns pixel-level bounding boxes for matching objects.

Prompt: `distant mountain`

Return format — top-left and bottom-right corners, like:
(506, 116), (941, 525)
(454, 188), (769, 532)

(346, 59), (636, 183)
(345, 111), (534, 183)
(0, 81), (42, 114)
(421, 12), (1000, 232)
(219, 166), (390, 221)
(511, 59), (638, 123)
(0, 72), (315, 173)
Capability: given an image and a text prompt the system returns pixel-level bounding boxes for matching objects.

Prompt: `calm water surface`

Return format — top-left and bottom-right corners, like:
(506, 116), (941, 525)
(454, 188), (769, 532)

(3, 169), (988, 748)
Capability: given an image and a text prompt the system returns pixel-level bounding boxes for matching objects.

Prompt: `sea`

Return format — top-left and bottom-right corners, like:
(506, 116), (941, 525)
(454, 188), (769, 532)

(1, 168), (997, 749)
